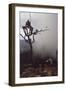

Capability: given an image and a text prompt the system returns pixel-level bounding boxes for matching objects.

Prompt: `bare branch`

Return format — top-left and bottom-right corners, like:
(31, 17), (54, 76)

(33, 28), (49, 35)
(20, 34), (28, 43)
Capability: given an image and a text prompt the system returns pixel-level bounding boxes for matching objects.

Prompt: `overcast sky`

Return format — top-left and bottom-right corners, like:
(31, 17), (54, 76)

(19, 12), (58, 59)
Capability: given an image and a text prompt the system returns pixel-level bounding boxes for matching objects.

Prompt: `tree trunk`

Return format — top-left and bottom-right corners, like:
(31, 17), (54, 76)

(28, 36), (33, 66)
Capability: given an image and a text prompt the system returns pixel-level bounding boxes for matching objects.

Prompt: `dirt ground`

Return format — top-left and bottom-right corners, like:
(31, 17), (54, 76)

(20, 63), (58, 78)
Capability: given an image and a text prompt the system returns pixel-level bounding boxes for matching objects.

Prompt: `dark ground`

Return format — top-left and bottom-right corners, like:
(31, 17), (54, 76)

(20, 52), (58, 78)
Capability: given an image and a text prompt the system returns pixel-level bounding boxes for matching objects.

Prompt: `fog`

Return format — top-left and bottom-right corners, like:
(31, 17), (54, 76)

(19, 12), (58, 60)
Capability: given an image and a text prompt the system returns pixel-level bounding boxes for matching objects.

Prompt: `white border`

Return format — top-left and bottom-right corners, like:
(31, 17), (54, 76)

(15, 6), (63, 84)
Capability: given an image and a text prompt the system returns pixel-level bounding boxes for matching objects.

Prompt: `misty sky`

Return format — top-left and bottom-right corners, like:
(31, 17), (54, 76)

(19, 12), (58, 59)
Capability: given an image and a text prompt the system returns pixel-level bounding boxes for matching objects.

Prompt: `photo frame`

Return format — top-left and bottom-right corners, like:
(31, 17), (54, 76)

(9, 3), (64, 86)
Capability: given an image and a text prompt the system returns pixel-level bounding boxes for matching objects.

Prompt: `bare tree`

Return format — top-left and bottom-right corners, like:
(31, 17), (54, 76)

(20, 20), (48, 67)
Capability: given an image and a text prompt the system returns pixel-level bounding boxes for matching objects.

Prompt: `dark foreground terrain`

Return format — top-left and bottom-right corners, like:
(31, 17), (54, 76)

(20, 61), (58, 78)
